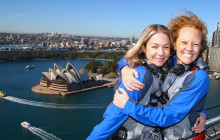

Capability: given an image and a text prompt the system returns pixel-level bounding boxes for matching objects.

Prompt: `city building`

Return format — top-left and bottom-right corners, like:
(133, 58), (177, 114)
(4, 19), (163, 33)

(81, 38), (85, 46)
(212, 22), (220, 47)
(130, 34), (134, 45)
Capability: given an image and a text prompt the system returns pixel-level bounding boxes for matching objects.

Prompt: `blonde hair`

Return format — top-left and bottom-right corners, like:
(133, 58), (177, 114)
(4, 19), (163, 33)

(168, 9), (208, 57)
(125, 24), (173, 67)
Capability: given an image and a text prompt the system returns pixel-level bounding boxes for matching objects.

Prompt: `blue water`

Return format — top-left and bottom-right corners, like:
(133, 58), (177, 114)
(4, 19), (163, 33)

(0, 59), (219, 140)
(0, 59), (113, 140)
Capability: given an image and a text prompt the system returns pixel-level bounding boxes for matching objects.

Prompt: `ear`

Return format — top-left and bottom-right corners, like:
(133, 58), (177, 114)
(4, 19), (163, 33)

(142, 45), (146, 53)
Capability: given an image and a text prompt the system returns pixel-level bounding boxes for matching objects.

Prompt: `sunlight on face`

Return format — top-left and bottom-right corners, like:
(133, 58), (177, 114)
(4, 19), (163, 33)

(175, 27), (202, 65)
(143, 33), (170, 67)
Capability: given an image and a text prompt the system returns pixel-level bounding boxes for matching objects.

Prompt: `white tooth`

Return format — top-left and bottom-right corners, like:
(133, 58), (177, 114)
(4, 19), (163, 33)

(184, 54), (192, 57)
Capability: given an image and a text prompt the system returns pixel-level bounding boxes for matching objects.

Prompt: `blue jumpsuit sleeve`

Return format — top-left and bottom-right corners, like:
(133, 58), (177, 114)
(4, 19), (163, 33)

(123, 70), (209, 127)
(117, 58), (129, 75)
(201, 108), (207, 116)
(87, 67), (154, 140)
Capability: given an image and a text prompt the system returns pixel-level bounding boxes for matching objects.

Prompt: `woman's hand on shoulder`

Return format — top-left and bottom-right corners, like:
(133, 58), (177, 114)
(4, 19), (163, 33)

(121, 66), (144, 91)
(113, 88), (130, 109)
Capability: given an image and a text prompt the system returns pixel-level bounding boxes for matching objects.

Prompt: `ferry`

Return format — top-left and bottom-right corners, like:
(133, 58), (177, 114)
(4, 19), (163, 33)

(26, 65), (35, 69)
(0, 91), (7, 97)
(21, 122), (30, 128)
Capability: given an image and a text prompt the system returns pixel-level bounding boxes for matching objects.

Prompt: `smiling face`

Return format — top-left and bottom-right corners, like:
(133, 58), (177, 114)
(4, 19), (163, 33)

(142, 32), (170, 67)
(175, 27), (202, 65)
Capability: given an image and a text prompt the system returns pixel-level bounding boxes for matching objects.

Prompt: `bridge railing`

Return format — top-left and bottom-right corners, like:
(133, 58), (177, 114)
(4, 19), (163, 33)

(205, 103), (220, 139)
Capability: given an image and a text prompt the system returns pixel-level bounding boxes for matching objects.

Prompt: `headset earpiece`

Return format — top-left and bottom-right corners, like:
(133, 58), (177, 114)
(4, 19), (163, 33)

(162, 56), (174, 74)
(146, 63), (158, 75)
(141, 61), (158, 75)
(164, 56), (174, 70)
(171, 64), (185, 76)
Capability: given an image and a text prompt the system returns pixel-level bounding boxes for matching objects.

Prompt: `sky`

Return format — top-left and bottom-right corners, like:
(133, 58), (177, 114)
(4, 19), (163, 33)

(0, 0), (220, 42)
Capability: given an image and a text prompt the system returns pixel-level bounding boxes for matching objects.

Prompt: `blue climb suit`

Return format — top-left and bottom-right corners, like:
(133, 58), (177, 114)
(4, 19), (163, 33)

(87, 62), (159, 140)
(117, 57), (209, 139)
(87, 57), (209, 140)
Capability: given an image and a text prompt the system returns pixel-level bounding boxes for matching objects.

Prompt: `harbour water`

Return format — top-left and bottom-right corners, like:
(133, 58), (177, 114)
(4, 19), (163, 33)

(0, 59), (220, 140)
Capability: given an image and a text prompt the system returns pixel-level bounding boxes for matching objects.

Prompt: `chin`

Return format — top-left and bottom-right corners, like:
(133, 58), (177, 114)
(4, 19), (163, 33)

(182, 61), (193, 65)
(155, 63), (163, 67)
(179, 58), (195, 65)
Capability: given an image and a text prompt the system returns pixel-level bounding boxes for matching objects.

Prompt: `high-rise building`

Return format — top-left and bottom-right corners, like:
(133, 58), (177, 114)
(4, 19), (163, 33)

(42, 42), (47, 47)
(130, 34), (134, 45)
(212, 22), (220, 47)
(81, 38), (85, 46)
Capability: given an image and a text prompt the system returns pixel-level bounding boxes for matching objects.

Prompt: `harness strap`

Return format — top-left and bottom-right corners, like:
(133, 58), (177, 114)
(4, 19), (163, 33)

(117, 129), (134, 139)
(133, 123), (145, 139)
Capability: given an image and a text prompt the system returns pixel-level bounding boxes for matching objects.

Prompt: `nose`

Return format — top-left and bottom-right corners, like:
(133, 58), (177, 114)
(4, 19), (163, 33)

(186, 43), (193, 51)
(158, 47), (164, 56)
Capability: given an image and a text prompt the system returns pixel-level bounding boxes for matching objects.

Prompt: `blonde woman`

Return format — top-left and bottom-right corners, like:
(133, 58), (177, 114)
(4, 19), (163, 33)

(87, 24), (173, 140)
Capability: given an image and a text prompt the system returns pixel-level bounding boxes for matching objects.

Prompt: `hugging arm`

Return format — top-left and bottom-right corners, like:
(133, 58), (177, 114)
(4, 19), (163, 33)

(87, 68), (156, 140)
(118, 58), (144, 91)
(115, 70), (209, 128)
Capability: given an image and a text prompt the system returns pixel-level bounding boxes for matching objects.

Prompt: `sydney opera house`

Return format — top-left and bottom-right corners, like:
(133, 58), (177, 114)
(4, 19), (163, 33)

(32, 62), (107, 95)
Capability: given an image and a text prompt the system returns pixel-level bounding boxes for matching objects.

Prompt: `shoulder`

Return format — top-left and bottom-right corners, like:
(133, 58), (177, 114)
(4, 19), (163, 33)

(185, 69), (208, 80)
(194, 70), (209, 80)
(133, 65), (148, 73)
(184, 70), (209, 87)
(120, 65), (152, 84)
(133, 65), (151, 79)
(181, 70), (208, 89)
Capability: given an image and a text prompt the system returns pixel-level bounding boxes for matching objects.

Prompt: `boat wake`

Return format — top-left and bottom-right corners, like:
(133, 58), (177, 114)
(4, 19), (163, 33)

(4, 96), (104, 109)
(28, 125), (61, 140)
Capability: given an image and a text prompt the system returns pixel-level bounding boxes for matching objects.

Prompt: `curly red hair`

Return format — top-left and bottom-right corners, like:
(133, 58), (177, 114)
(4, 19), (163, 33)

(168, 10), (208, 57)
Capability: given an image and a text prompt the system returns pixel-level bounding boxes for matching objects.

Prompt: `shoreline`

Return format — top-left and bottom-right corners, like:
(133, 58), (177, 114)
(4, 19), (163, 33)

(0, 57), (112, 63)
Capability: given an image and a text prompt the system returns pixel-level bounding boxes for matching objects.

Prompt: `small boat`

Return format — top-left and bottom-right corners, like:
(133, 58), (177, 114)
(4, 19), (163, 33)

(215, 74), (220, 80)
(26, 65), (35, 69)
(0, 91), (7, 97)
(21, 122), (30, 128)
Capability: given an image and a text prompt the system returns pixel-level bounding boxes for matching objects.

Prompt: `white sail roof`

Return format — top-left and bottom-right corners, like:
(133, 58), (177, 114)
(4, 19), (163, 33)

(42, 62), (91, 84)
(42, 72), (52, 81)
(79, 69), (89, 82)
(96, 74), (103, 81)
(57, 73), (72, 84)
(54, 63), (64, 74)
(91, 74), (103, 81)
(61, 69), (80, 84)
(49, 68), (56, 80)
(66, 62), (82, 83)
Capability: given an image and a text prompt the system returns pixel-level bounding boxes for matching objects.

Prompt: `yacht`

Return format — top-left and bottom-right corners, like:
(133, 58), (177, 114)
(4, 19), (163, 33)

(21, 122), (30, 128)
(26, 65), (35, 69)
(0, 91), (7, 97)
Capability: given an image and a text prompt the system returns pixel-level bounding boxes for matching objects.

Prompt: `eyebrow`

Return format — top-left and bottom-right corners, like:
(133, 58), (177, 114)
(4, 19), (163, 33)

(149, 43), (170, 45)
